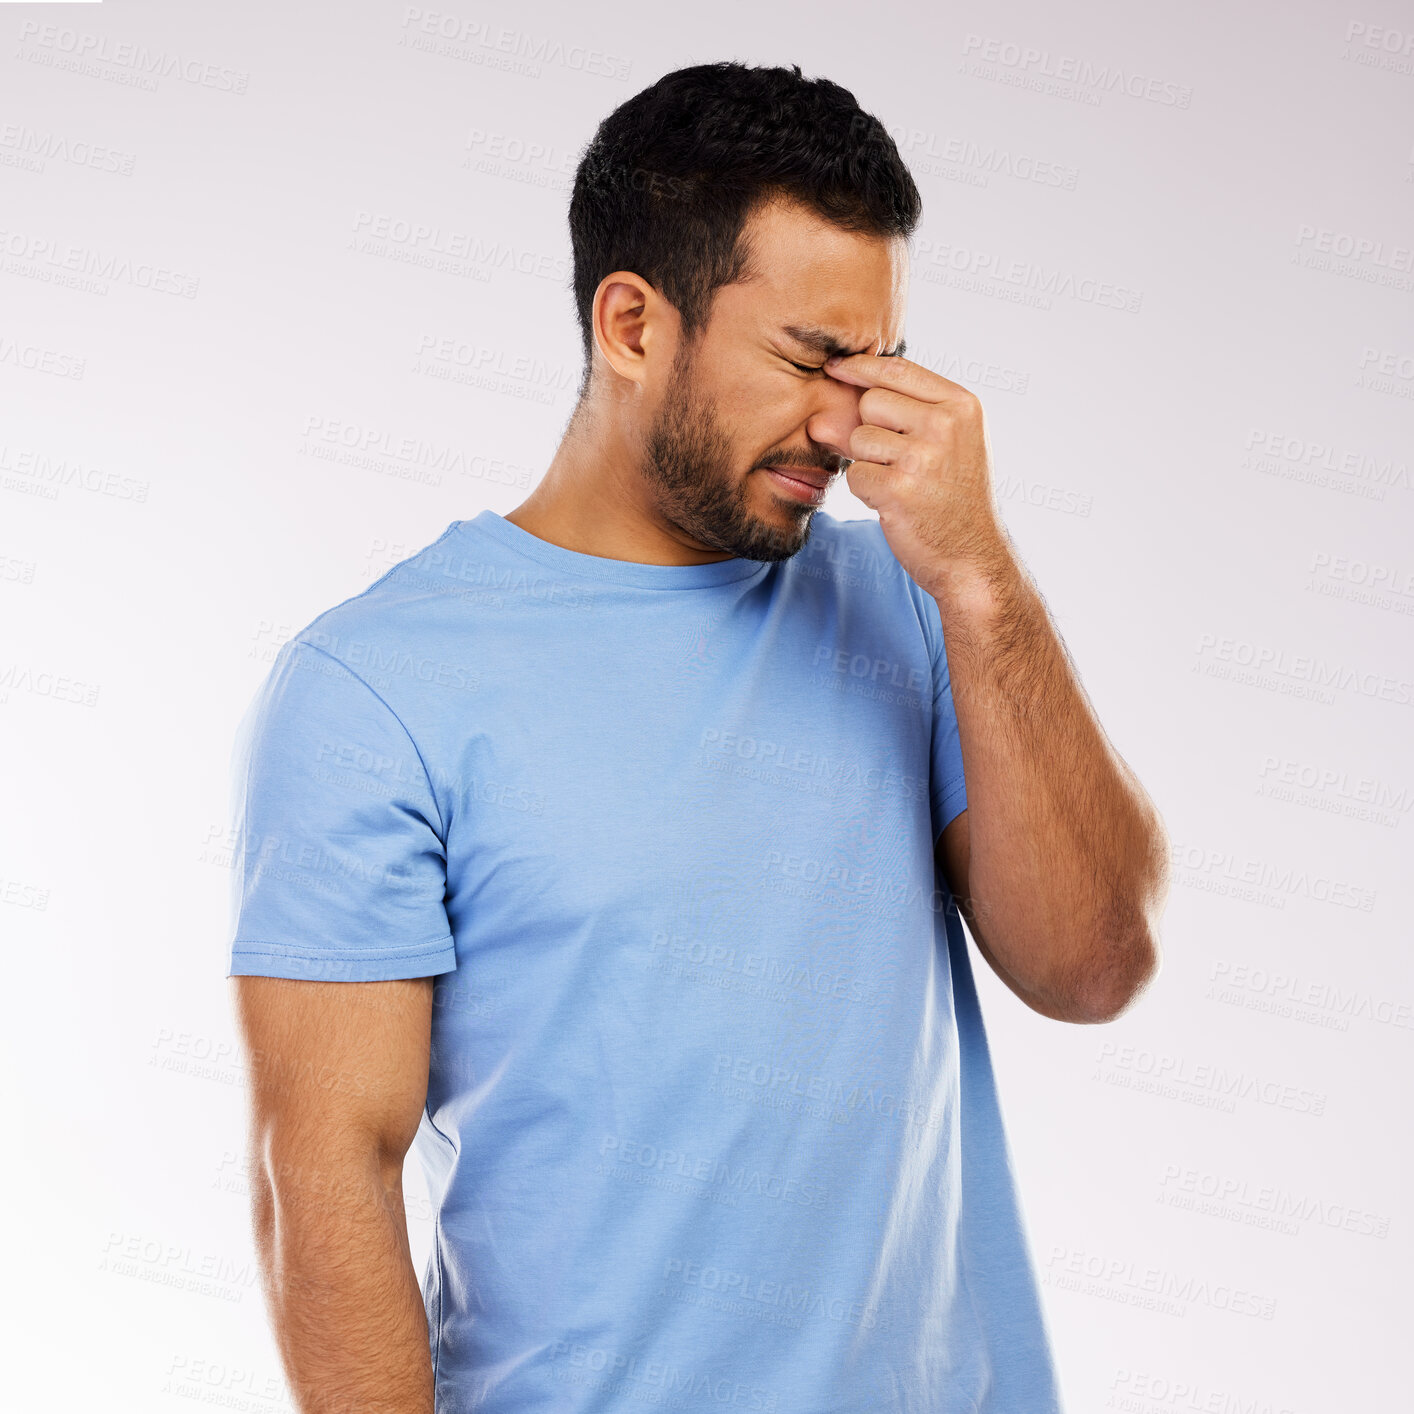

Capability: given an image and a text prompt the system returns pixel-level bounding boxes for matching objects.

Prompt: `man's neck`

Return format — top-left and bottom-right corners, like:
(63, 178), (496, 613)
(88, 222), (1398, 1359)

(503, 423), (736, 568)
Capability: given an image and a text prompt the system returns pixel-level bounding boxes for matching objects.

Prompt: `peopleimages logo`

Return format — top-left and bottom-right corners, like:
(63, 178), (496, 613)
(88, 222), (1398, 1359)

(958, 32), (1193, 107)
(1193, 632), (1414, 708)
(697, 727), (930, 803)
(660, 1255), (881, 1331)
(596, 1134), (828, 1209)
(396, 9), (632, 81)
(1169, 841), (1376, 912)
(15, 18), (251, 93)
(0, 224), (200, 297)
(547, 1340), (777, 1411)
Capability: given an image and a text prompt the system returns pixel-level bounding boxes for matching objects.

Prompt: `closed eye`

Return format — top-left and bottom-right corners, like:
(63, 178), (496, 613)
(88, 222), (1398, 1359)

(787, 360), (826, 375)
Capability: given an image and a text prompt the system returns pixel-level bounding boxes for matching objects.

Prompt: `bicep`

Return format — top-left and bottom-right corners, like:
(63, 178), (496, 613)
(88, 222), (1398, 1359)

(232, 974), (435, 1172)
(938, 810), (1077, 1020)
(935, 807), (971, 920)
(937, 809), (1004, 987)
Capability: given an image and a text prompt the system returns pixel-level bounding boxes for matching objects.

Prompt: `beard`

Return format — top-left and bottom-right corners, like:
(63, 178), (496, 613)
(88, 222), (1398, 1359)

(640, 342), (836, 563)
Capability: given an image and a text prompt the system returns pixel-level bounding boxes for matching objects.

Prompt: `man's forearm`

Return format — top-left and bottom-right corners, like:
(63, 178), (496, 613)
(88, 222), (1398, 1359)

(932, 549), (1169, 1022)
(253, 1147), (434, 1414)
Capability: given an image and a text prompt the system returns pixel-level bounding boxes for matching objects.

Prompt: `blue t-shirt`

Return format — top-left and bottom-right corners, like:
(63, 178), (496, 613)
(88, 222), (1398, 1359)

(226, 508), (1063, 1414)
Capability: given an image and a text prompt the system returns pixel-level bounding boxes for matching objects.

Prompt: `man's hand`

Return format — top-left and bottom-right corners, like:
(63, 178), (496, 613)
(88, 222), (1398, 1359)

(827, 350), (1169, 1025)
(824, 353), (1011, 601)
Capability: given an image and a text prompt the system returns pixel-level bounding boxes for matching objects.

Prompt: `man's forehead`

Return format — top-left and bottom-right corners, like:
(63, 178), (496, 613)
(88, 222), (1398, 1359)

(735, 198), (908, 353)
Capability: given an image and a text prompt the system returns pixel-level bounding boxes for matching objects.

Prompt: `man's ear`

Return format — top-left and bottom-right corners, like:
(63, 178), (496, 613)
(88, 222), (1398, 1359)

(592, 271), (677, 390)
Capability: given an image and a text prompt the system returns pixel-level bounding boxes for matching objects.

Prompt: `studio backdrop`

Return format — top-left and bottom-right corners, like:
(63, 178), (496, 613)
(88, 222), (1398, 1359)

(2, 1), (1410, 1410)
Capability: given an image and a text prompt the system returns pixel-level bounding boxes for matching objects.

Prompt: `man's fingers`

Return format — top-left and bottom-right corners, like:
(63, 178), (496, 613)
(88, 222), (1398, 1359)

(842, 459), (889, 509)
(848, 424), (911, 468)
(853, 386), (924, 435)
(825, 352), (960, 403)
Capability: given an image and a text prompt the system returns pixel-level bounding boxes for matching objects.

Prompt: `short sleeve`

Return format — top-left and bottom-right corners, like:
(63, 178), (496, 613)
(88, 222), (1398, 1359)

(923, 597), (968, 840)
(225, 637), (457, 982)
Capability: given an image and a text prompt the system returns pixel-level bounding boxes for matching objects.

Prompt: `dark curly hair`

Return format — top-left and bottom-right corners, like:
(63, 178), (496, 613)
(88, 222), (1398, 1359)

(567, 61), (920, 393)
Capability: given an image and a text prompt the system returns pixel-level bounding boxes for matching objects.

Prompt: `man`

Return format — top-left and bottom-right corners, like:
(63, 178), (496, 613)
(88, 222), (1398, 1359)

(228, 61), (1169, 1413)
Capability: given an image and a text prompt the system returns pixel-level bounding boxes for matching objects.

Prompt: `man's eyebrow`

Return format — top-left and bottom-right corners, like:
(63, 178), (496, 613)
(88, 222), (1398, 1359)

(781, 325), (906, 359)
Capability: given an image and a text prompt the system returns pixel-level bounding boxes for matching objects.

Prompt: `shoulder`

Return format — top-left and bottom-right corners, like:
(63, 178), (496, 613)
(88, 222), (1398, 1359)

(795, 511), (900, 579)
(279, 520), (472, 687)
(787, 512), (908, 602)
(795, 511), (936, 643)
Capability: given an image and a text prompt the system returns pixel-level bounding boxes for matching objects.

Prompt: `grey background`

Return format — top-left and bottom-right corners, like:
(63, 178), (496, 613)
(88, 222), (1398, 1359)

(2, 1), (1411, 1408)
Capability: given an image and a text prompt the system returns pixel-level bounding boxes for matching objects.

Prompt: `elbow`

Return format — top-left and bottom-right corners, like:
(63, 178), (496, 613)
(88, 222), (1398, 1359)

(1073, 819), (1170, 1024)
(1069, 928), (1162, 1025)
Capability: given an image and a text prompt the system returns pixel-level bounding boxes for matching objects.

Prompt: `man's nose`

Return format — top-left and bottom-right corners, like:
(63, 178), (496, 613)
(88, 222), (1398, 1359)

(806, 381), (864, 465)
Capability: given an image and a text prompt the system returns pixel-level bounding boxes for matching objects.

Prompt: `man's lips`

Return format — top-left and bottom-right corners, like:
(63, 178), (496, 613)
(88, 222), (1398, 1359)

(763, 466), (833, 489)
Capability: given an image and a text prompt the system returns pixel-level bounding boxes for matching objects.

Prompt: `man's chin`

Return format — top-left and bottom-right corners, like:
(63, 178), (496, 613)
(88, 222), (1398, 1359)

(734, 504), (818, 562)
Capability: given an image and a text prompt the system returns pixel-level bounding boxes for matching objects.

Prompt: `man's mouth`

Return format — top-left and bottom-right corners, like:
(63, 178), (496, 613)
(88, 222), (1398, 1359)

(764, 466), (832, 490)
(761, 465), (835, 506)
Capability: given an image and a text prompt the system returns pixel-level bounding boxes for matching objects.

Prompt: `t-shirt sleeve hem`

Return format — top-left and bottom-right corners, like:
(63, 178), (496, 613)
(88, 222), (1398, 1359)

(932, 778), (968, 839)
(226, 933), (458, 981)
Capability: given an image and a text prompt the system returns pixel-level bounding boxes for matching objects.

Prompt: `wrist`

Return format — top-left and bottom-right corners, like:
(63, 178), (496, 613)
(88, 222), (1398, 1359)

(923, 545), (1027, 626)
